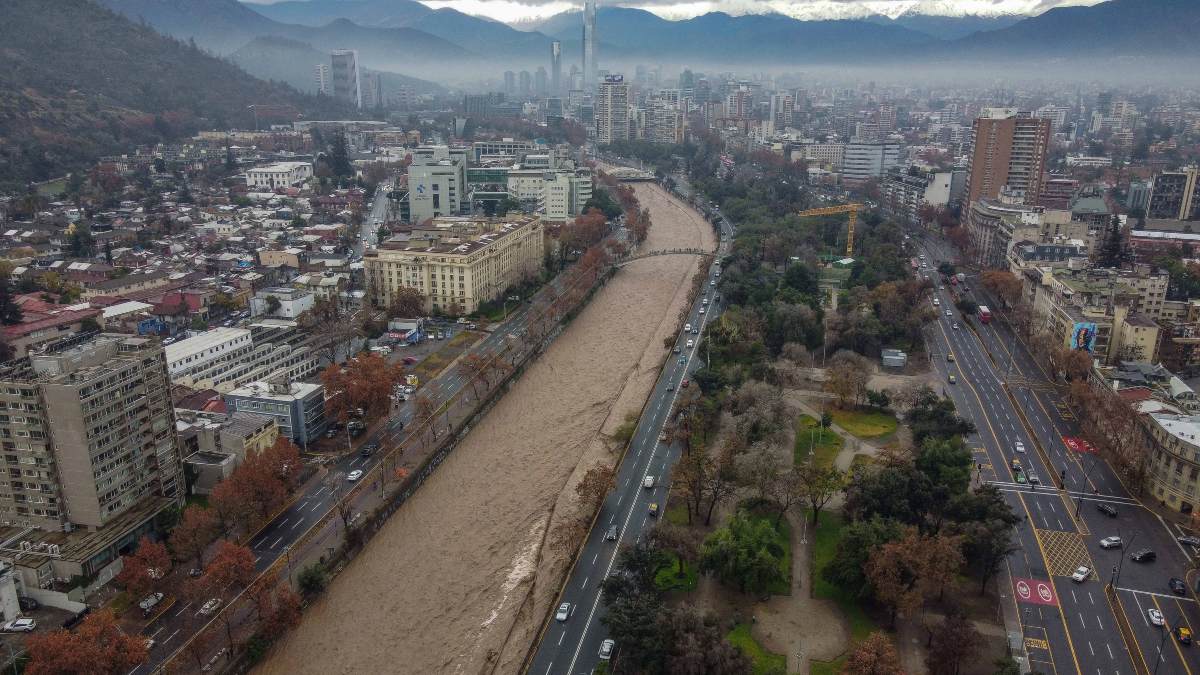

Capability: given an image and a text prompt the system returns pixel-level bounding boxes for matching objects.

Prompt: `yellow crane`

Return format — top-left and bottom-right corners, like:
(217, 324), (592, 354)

(794, 203), (862, 256)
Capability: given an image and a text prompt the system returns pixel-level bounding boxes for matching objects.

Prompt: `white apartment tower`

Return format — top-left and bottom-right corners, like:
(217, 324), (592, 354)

(314, 64), (330, 95)
(596, 75), (630, 144)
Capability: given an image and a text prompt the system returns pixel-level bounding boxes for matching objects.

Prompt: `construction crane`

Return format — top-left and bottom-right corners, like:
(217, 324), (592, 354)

(794, 203), (862, 256)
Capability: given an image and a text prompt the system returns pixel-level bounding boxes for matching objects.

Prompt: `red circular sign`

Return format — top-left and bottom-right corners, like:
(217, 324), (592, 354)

(1016, 581), (1031, 599)
(1037, 583), (1053, 602)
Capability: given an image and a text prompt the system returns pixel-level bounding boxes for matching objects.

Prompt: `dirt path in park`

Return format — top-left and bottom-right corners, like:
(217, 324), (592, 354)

(256, 183), (715, 675)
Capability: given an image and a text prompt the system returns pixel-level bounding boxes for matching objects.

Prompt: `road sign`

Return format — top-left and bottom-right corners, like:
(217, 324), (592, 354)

(1013, 577), (1058, 606)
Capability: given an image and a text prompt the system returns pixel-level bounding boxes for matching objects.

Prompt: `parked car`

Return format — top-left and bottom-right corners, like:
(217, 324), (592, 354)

(1099, 536), (1122, 549)
(3, 618), (36, 633)
(1131, 549), (1157, 563)
(138, 592), (164, 615)
(555, 603), (571, 622)
(1178, 535), (1200, 547)
(360, 443), (377, 458)
(1071, 566), (1091, 582)
(198, 598), (222, 616)
(599, 639), (615, 660)
(1149, 608), (1166, 626)
(1096, 503), (1118, 517)
(1170, 578), (1187, 595)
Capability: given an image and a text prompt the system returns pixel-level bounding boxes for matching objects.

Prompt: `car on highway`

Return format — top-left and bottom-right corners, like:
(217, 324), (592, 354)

(691, 326), (699, 334)
(1071, 566), (1091, 582)
(710, 280), (715, 286)
(360, 443), (377, 458)
(1014, 442), (1026, 454)
(933, 298), (941, 307)
(1027, 473), (1040, 485)
(948, 374), (956, 384)
(1149, 608), (1166, 626)
(666, 382), (674, 391)
(952, 322), (959, 330)
(673, 346), (681, 354)
(686, 339), (694, 348)
(347, 470), (364, 482)
(1170, 577), (1187, 595)
(1097, 503), (1118, 517)
(643, 476), (655, 489)
(1100, 536), (1122, 549)
(648, 503), (659, 517)
(946, 352), (955, 361)
(605, 526), (618, 541)
(699, 308), (706, 315)
(1131, 549), (1157, 563)
(198, 598), (222, 616)
(1179, 535), (1200, 547)
(555, 603), (571, 622)
(1177, 626), (1193, 645)
(599, 639), (615, 660)
(2, 618), (35, 633)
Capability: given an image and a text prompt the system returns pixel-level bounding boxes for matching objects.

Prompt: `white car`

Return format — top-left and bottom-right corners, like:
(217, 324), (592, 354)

(1014, 442), (1026, 454)
(1149, 608), (1165, 626)
(933, 298), (941, 306)
(198, 598), (222, 616)
(1100, 536), (1123, 549)
(347, 470), (363, 482)
(945, 309), (952, 316)
(555, 603), (571, 621)
(643, 476), (655, 489)
(3, 618), (35, 633)
(699, 308), (706, 315)
(709, 280), (716, 286)
(1071, 566), (1091, 583)
(599, 639), (615, 660)
(686, 339), (694, 348)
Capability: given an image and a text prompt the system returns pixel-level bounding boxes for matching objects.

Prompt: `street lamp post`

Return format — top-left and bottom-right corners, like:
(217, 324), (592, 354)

(1111, 531), (1137, 588)
(502, 295), (521, 321)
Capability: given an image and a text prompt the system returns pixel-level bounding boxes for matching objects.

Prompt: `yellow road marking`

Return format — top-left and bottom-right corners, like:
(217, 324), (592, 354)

(1153, 594), (1194, 675)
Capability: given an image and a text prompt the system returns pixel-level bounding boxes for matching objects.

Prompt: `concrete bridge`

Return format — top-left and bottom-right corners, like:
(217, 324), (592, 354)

(613, 247), (709, 268)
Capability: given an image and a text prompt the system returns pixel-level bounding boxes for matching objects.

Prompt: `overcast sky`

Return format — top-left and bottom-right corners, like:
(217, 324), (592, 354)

(245, 0), (1105, 25)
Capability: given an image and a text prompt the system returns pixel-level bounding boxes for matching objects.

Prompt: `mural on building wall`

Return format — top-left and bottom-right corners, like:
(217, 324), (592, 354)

(1071, 321), (1098, 353)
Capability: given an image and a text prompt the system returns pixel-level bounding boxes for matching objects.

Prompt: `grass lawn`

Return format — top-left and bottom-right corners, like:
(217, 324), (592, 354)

(849, 454), (876, 472)
(811, 512), (880, 642)
(744, 509), (792, 596)
(830, 407), (898, 441)
(108, 591), (132, 618)
(654, 554), (699, 593)
(727, 623), (787, 675)
(795, 415), (844, 468)
(665, 502), (690, 526)
(810, 657), (846, 675)
(411, 331), (481, 384)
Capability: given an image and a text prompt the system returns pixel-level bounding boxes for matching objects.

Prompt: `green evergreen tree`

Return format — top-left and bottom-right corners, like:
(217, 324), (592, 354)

(328, 133), (354, 178)
(0, 274), (23, 326)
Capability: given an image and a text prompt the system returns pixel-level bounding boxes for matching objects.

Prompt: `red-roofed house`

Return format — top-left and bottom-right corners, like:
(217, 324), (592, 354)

(1, 294), (102, 356)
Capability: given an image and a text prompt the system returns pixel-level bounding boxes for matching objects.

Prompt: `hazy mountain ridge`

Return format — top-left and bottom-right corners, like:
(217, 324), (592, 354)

(228, 36), (443, 95)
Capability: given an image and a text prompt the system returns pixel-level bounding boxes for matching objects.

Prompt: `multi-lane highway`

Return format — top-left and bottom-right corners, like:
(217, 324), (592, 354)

(529, 197), (732, 675)
(916, 234), (1200, 675)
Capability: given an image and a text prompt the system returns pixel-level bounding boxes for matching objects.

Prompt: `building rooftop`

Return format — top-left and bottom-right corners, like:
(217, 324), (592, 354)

(226, 379), (322, 402)
(165, 327), (250, 364)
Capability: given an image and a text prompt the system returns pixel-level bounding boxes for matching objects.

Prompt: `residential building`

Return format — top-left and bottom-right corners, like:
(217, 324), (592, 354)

(880, 168), (963, 227)
(1147, 167), (1200, 221)
(250, 287), (315, 319)
(964, 108), (1051, 207)
(966, 197), (1044, 269)
(165, 327), (252, 378)
(176, 411), (279, 494)
(0, 296), (102, 358)
(314, 64), (330, 95)
(364, 215), (544, 314)
(331, 50), (361, 109)
(164, 324), (319, 393)
(224, 378), (327, 448)
(540, 171), (594, 222)
(842, 142), (900, 185)
(596, 75), (630, 144)
(0, 334), (183, 581)
(362, 72), (384, 109)
(245, 162), (313, 190)
(648, 101), (686, 145)
(1144, 412), (1200, 514)
(792, 143), (845, 170)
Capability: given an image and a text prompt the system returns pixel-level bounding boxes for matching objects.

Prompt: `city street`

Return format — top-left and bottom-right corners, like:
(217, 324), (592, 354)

(916, 234), (1200, 675)
(528, 198), (733, 675)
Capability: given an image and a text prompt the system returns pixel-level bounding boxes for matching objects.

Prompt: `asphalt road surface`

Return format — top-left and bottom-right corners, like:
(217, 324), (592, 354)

(916, 234), (1200, 675)
(528, 205), (733, 675)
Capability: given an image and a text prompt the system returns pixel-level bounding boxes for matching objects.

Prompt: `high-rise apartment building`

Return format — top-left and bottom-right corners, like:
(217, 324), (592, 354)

(550, 41), (562, 95)
(503, 71), (516, 95)
(582, 0), (597, 91)
(518, 70), (532, 97)
(876, 102), (897, 133)
(964, 108), (1051, 207)
(362, 72), (384, 109)
(313, 64), (330, 96)
(1147, 167), (1200, 221)
(535, 67), (548, 96)
(330, 50), (361, 109)
(0, 334), (183, 535)
(595, 75), (630, 144)
(842, 142), (901, 185)
(769, 94), (794, 129)
(407, 145), (467, 224)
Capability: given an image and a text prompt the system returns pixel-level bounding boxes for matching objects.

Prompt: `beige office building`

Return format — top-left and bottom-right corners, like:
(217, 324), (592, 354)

(364, 215), (544, 314)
